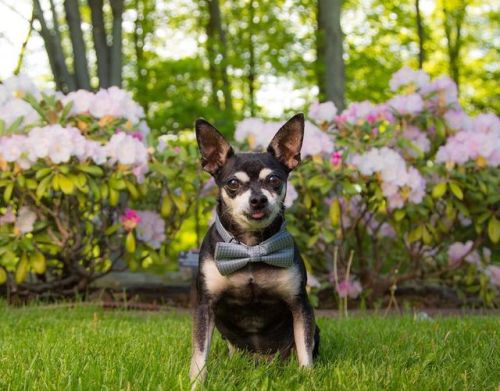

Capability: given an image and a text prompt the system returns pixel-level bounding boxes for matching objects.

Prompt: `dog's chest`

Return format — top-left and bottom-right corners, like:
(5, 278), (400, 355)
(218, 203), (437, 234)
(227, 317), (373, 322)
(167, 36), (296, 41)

(202, 257), (301, 301)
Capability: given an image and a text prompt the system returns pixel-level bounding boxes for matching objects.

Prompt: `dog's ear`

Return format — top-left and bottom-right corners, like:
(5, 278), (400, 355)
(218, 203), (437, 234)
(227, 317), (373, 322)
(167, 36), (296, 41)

(195, 119), (234, 175)
(267, 113), (304, 171)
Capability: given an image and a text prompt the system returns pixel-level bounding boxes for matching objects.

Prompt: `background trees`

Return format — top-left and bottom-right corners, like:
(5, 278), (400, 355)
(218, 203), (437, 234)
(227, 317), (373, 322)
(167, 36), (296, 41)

(4, 0), (498, 132)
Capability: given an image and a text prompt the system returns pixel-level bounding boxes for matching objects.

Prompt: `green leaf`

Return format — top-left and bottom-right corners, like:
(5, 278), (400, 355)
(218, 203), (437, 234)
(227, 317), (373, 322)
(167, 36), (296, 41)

(77, 164), (104, 176)
(35, 167), (52, 180)
(408, 225), (423, 243)
(125, 180), (139, 199)
(329, 198), (341, 226)
(109, 188), (119, 206)
(30, 252), (46, 274)
(3, 182), (14, 202)
(394, 210), (406, 221)
(58, 175), (75, 194)
(36, 174), (52, 199)
(161, 196), (172, 217)
(126, 232), (136, 253)
(432, 182), (447, 199)
(15, 253), (29, 284)
(488, 216), (500, 244)
(0, 268), (6, 285)
(449, 182), (463, 200)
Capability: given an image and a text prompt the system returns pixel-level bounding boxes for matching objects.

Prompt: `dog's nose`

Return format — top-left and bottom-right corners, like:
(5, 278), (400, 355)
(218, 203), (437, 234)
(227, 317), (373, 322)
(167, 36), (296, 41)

(250, 194), (268, 208)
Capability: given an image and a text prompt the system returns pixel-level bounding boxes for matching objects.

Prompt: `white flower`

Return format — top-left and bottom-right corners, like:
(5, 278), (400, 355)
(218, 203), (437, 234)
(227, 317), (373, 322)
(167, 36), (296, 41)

(3, 73), (40, 99)
(389, 66), (430, 91)
(105, 132), (148, 167)
(15, 207), (37, 234)
(63, 90), (94, 115)
(0, 98), (39, 127)
(308, 101), (337, 123)
(136, 211), (166, 249)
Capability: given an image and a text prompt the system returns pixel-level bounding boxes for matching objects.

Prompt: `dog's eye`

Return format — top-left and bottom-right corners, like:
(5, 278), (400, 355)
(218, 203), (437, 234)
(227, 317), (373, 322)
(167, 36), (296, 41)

(226, 179), (241, 191)
(267, 175), (281, 187)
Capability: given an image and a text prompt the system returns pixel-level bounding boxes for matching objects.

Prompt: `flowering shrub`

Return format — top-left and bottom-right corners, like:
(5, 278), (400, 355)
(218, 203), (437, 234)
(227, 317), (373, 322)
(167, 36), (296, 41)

(235, 67), (499, 306)
(0, 74), (168, 296)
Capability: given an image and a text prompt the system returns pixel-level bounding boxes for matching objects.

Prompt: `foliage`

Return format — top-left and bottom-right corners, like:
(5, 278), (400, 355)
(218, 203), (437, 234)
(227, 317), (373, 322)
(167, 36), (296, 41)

(1, 304), (499, 389)
(236, 67), (499, 306)
(0, 74), (205, 296)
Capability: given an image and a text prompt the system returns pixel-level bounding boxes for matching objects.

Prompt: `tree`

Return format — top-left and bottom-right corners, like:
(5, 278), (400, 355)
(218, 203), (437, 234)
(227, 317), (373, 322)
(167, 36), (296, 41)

(32, 0), (125, 91)
(442, 0), (467, 92)
(317, 0), (345, 111)
(204, 0), (233, 117)
(415, 0), (426, 69)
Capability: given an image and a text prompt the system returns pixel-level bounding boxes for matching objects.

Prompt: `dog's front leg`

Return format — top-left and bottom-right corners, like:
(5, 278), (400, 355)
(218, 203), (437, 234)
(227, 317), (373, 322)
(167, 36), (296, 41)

(290, 296), (315, 367)
(190, 303), (214, 386)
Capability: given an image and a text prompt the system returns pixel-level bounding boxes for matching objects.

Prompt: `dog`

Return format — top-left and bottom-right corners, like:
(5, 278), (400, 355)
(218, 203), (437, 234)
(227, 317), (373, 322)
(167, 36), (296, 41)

(190, 113), (319, 385)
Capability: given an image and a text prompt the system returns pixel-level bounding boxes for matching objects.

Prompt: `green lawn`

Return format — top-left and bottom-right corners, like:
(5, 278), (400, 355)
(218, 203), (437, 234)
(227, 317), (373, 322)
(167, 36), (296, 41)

(0, 303), (498, 391)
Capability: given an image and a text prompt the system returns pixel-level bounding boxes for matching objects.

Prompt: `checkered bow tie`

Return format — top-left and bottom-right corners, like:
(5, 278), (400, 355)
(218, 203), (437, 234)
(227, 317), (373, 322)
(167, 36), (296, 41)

(214, 214), (295, 276)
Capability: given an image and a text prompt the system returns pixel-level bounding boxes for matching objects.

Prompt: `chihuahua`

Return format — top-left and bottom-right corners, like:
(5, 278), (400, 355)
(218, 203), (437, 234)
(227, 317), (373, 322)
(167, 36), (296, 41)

(190, 113), (319, 385)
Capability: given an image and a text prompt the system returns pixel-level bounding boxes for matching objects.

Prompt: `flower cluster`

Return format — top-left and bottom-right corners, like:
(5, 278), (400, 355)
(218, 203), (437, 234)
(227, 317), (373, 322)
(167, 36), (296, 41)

(0, 206), (37, 235)
(63, 87), (145, 125)
(121, 208), (141, 231)
(235, 118), (334, 156)
(336, 101), (394, 126)
(0, 74), (39, 127)
(308, 101), (337, 124)
(136, 211), (166, 249)
(349, 147), (426, 209)
(335, 278), (362, 299)
(436, 128), (500, 167)
(0, 125), (148, 175)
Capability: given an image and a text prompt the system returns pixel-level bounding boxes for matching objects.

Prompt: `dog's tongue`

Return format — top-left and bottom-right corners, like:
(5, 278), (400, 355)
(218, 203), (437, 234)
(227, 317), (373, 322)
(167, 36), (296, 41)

(251, 211), (265, 219)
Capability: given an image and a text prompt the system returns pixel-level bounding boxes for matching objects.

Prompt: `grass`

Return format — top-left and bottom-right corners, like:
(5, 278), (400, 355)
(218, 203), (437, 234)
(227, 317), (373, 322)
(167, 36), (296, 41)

(0, 303), (498, 391)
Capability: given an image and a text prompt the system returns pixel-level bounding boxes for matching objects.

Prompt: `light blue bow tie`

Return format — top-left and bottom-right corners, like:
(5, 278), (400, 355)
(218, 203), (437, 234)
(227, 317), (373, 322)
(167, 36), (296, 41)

(213, 214), (295, 276)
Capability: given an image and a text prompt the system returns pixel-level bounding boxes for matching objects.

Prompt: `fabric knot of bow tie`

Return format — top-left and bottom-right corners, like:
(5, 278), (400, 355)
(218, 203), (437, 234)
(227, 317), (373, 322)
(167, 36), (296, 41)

(213, 214), (295, 276)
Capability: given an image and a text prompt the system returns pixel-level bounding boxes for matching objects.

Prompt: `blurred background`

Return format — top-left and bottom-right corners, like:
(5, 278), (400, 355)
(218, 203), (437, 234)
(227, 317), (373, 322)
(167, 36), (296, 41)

(0, 0), (498, 309)
(1, 0), (498, 133)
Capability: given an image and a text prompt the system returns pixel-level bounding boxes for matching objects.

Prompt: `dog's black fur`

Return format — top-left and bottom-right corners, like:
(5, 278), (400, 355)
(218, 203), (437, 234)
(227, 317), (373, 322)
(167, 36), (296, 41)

(190, 114), (319, 385)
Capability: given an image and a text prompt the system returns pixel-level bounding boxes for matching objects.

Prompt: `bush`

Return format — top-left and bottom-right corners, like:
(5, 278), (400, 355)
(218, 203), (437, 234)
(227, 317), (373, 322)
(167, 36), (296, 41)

(0, 75), (186, 297)
(235, 67), (499, 306)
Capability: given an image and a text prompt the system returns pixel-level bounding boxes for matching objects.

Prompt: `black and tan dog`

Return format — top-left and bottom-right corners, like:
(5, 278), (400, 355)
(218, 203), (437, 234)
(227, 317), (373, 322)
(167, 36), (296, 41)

(190, 114), (319, 385)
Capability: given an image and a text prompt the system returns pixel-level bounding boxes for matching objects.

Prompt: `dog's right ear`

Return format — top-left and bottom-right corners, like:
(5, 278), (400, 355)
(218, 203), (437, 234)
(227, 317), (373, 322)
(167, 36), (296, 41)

(195, 119), (234, 175)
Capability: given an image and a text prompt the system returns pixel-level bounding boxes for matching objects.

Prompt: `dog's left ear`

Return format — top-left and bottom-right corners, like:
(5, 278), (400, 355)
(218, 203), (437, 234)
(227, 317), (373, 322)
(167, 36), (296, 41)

(267, 113), (304, 171)
(195, 119), (234, 175)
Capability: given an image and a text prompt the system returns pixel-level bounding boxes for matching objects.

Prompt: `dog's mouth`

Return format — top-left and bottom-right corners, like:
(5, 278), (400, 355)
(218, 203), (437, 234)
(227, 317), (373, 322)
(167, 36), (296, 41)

(247, 210), (267, 220)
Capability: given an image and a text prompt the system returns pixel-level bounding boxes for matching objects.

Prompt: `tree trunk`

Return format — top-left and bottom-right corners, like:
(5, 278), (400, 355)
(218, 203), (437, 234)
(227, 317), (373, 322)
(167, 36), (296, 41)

(33, 0), (75, 92)
(442, 1), (466, 93)
(205, 1), (222, 110)
(415, 0), (425, 69)
(89, 0), (110, 88)
(110, 0), (124, 87)
(247, 1), (256, 116)
(64, 0), (91, 90)
(207, 0), (233, 116)
(317, 0), (345, 111)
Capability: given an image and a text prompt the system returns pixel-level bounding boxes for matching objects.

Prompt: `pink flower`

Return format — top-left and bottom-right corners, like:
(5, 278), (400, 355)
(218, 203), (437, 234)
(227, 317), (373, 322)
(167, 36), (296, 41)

(330, 151), (343, 167)
(447, 241), (473, 267)
(389, 66), (430, 91)
(136, 210), (166, 249)
(121, 208), (141, 231)
(336, 279), (362, 299)
(0, 207), (16, 225)
(388, 93), (424, 116)
(131, 131), (144, 141)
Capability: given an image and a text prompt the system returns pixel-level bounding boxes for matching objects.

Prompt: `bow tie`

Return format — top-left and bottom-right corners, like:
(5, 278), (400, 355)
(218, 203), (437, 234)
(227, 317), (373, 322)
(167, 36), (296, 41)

(213, 214), (295, 276)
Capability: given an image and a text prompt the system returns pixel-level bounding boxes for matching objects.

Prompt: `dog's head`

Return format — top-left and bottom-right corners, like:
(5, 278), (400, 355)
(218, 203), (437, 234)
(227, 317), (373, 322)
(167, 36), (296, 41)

(195, 114), (304, 231)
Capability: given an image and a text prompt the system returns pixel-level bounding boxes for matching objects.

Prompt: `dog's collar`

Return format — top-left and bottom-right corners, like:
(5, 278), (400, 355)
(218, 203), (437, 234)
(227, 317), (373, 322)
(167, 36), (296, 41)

(214, 214), (286, 244)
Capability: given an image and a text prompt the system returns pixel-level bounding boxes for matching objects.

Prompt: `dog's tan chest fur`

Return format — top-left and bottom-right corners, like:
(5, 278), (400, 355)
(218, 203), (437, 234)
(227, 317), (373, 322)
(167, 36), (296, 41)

(202, 257), (301, 299)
